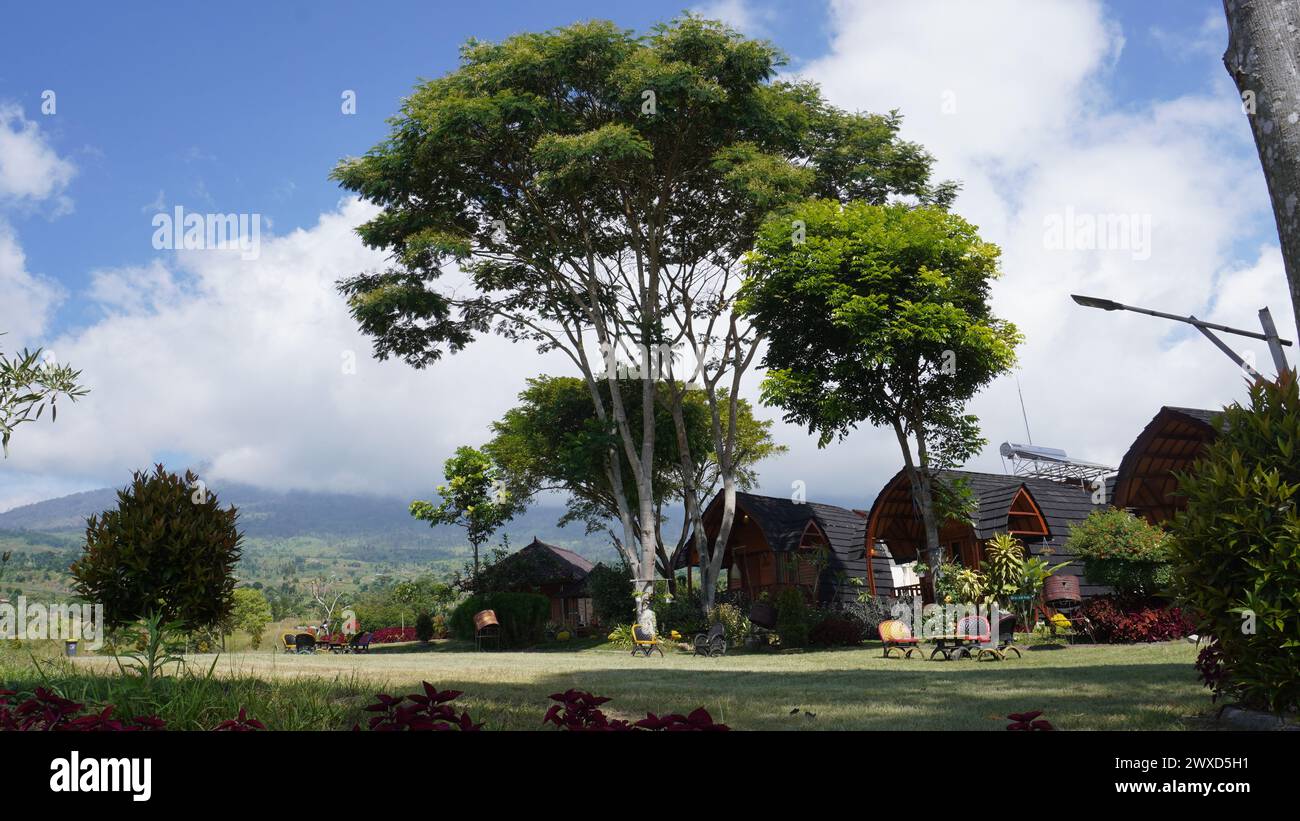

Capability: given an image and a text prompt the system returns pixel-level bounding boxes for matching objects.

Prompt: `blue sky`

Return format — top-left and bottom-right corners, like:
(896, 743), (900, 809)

(0, 0), (1291, 511)
(2, 0), (1232, 329)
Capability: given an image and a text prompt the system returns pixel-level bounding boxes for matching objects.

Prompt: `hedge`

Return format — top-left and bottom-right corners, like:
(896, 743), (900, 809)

(448, 592), (550, 648)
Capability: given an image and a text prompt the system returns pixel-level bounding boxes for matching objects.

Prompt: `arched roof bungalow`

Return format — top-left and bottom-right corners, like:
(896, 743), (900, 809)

(863, 469), (1112, 600)
(670, 491), (889, 605)
(1111, 407), (1222, 524)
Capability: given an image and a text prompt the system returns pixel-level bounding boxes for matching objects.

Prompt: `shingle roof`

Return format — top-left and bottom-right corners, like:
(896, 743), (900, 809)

(728, 492), (865, 557)
(1164, 407), (1224, 430)
(488, 537), (593, 587)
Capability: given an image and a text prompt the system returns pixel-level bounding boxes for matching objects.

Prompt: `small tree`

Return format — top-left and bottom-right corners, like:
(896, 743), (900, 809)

(739, 202), (1021, 584)
(71, 465), (243, 632)
(410, 446), (520, 576)
(0, 334), (88, 456)
(586, 562), (636, 626)
(230, 587), (273, 650)
(1066, 509), (1173, 602)
(1171, 372), (1300, 713)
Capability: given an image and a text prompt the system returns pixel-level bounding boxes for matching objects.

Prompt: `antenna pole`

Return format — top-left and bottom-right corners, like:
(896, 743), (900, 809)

(1015, 376), (1033, 444)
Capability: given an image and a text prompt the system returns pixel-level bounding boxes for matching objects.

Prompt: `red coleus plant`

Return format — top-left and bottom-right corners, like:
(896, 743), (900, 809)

(543, 689), (729, 732)
(212, 707), (267, 732)
(1006, 710), (1055, 731)
(356, 681), (483, 731)
(0, 686), (247, 732)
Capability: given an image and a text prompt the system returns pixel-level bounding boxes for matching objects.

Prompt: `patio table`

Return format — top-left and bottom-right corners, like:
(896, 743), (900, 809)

(928, 634), (979, 660)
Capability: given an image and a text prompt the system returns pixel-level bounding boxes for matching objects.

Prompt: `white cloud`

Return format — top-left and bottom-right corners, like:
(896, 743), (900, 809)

(0, 222), (64, 344)
(0, 199), (572, 500)
(741, 0), (1290, 500)
(0, 104), (72, 347)
(3, 3), (1293, 515)
(0, 104), (75, 203)
(692, 0), (776, 37)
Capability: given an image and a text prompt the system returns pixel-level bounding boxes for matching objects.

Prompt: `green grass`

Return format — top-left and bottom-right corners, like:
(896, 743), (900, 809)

(2, 637), (1213, 730)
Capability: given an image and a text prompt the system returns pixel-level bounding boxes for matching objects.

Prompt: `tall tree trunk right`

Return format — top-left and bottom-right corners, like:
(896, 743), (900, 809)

(1224, 0), (1300, 339)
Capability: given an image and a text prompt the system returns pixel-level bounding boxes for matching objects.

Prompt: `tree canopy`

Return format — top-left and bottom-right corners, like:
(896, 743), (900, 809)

(71, 465), (243, 631)
(410, 445), (521, 574)
(738, 201), (1020, 577)
(483, 375), (783, 574)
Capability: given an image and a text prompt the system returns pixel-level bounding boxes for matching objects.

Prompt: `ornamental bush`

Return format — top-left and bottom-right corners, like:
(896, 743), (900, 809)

(1065, 508), (1173, 601)
(415, 612), (435, 643)
(448, 592), (549, 647)
(775, 588), (810, 648)
(1170, 373), (1300, 713)
(1081, 598), (1195, 643)
(586, 563), (635, 626)
(71, 465), (242, 631)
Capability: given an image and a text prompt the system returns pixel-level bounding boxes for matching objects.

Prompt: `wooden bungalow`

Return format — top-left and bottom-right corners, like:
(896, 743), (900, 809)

(483, 537), (596, 628)
(863, 469), (1111, 600)
(1111, 406), (1222, 524)
(670, 491), (891, 605)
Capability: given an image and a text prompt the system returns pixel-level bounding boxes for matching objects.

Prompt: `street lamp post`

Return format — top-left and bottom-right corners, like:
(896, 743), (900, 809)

(1070, 294), (1292, 379)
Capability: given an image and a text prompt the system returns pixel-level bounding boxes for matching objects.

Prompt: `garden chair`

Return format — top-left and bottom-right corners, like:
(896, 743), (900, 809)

(975, 613), (1023, 660)
(474, 610), (501, 652)
(693, 623), (727, 657)
(293, 633), (316, 654)
(878, 619), (923, 658)
(348, 632), (372, 654)
(280, 632), (297, 654)
(632, 624), (663, 657)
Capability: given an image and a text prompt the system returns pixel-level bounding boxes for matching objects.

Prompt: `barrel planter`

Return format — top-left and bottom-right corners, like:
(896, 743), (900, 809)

(1043, 574), (1081, 604)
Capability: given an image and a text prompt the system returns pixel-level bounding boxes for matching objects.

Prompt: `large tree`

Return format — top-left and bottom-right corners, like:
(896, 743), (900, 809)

(738, 201), (1021, 585)
(1223, 0), (1300, 338)
(333, 16), (949, 608)
(484, 375), (782, 584)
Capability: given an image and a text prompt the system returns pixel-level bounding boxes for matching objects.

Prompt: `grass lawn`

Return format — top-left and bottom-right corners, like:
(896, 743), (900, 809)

(4, 638), (1213, 730)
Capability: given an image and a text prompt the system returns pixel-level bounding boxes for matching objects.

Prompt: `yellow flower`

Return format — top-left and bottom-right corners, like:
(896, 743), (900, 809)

(670, 630), (682, 640)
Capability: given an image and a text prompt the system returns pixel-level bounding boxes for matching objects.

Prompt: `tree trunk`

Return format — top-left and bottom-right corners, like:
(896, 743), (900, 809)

(891, 420), (942, 590)
(1223, 0), (1300, 338)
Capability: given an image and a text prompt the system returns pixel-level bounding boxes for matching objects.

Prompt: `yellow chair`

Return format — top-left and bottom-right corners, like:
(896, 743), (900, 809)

(632, 625), (663, 657)
(878, 619), (923, 659)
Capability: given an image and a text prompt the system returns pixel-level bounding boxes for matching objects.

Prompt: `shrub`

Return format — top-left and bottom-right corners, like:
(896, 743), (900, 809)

(809, 613), (863, 646)
(605, 623), (634, 649)
(982, 533), (1024, 604)
(448, 592), (549, 647)
(653, 587), (705, 636)
(71, 465), (243, 631)
(775, 588), (810, 648)
(1066, 508), (1172, 601)
(587, 563), (635, 626)
(415, 613), (434, 643)
(706, 603), (749, 647)
(230, 588), (273, 650)
(1081, 598), (1195, 643)
(1170, 373), (1300, 712)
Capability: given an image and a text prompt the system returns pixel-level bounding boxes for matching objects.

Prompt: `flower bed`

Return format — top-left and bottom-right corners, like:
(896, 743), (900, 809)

(369, 627), (417, 644)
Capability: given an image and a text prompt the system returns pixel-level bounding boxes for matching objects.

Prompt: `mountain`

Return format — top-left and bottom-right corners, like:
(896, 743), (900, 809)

(0, 481), (618, 563)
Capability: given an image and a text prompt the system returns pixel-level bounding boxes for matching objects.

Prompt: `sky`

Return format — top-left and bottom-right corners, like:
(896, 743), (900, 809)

(0, 0), (1292, 514)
